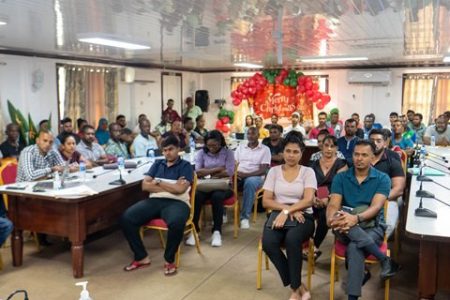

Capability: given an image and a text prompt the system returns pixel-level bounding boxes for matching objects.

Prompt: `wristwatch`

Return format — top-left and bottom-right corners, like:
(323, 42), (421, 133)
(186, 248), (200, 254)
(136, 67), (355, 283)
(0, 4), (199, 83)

(155, 179), (162, 185)
(357, 214), (363, 224)
(282, 209), (289, 215)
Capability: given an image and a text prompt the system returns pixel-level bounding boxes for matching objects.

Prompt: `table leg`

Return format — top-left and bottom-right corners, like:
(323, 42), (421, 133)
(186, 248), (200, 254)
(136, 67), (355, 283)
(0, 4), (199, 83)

(418, 241), (437, 299)
(11, 228), (23, 267)
(71, 241), (84, 278)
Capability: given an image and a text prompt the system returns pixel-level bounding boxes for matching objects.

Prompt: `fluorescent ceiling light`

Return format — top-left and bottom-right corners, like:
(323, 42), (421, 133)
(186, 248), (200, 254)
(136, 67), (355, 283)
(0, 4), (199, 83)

(0, 21), (7, 26)
(78, 33), (150, 50)
(299, 56), (368, 63)
(234, 62), (263, 68)
(443, 56), (450, 62)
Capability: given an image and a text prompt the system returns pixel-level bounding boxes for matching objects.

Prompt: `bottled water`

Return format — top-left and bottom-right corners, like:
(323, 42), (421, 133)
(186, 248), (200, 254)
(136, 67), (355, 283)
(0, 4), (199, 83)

(189, 138), (196, 163)
(147, 149), (155, 162)
(53, 171), (61, 190)
(79, 161), (86, 182)
(118, 156), (125, 171)
(430, 135), (436, 147)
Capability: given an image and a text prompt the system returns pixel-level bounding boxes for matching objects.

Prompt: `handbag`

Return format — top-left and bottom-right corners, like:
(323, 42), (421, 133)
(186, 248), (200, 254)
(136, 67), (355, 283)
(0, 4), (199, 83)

(350, 205), (375, 229)
(196, 178), (230, 193)
(265, 211), (298, 229)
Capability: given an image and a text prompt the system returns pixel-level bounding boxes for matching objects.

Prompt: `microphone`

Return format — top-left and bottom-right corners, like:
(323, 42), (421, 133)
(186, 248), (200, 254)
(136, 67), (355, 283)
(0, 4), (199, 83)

(425, 156), (450, 169)
(416, 175), (450, 190)
(110, 157), (126, 185)
(421, 163), (450, 176)
(128, 160), (152, 174)
(415, 197), (437, 218)
(92, 169), (116, 179)
(426, 151), (448, 162)
(416, 181), (450, 207)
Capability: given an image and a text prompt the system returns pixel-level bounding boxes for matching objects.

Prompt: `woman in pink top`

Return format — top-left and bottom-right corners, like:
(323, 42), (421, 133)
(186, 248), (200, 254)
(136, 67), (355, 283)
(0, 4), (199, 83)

(262, 131), (317, 300)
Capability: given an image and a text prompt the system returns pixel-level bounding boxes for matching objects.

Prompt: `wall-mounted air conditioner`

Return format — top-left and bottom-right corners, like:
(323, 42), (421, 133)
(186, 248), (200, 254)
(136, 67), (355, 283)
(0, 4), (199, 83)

(120, 67), (155, 84)
(347, 70), (391, 85)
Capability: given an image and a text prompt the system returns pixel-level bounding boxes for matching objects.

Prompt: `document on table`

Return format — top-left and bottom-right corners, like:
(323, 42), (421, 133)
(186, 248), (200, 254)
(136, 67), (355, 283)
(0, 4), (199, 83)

(48, 185), (98, 198)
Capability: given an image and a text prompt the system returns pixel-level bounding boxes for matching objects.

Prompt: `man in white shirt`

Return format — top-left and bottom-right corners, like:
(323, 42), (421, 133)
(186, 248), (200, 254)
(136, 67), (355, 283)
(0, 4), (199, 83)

(423, 115), (450, 146)
(283, 112), (306, 137)
(132, 119), (158, 157)
(235, 127), (271, 229)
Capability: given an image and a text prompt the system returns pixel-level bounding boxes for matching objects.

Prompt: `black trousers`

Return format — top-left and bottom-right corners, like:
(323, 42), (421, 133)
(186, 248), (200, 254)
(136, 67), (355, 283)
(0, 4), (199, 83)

(193, 189), (233, 233)
(120, 197), (190, 263)
(312, 206), (329, 249)
(262, 216), (315, 289)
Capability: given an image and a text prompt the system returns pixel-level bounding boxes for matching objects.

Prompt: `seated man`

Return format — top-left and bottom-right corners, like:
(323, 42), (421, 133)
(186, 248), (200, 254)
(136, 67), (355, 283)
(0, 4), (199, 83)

(162, 120), (189, 150)
(369, 129), (405, 238)
(105, 123), (130, 158)
(235, 127), (271, 229)
(132, 119), (158, 158)
(121, 135), (193, 276)
(0, 123), (26, 159)
(327, 140), (400, 300)
(309, 112), (335, 139)
(391, 120), (414, 156)
(16, 130), (65, 182)
(262, 124), (284, 166)
(76, 125), (110, 166)
(423, 114), (450, 146)
(183, 117), (203, 144)
(337, 119), (360, 165)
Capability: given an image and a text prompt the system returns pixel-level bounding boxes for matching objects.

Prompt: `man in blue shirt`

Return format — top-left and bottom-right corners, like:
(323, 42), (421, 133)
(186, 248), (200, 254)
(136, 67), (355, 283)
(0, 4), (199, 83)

(391, 120), (414, 156)
(337, 119), (360, 166)
(327, 140), (400, 300)
(121, 135), (194, 276)
(363, 114), (381, 138)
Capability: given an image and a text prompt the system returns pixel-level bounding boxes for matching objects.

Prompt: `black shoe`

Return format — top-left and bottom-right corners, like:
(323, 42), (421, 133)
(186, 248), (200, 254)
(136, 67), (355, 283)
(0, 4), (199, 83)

(380, 257), (400, 280)
(362, 269), (371, 286)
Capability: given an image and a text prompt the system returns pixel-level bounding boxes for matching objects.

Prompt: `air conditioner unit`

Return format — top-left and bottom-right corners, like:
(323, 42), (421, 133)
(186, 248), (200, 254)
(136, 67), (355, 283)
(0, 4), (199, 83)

(120, 67), (155, 84)
(347, 70), (391, 85)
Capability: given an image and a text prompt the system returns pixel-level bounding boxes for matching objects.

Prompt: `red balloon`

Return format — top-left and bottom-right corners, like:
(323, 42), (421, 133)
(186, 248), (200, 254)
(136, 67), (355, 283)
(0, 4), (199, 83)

(305, 90), (314, 98)
(243, 81), (250, 88)
(242, 87), (249, 95)
(221, 116), (230, 124)
(321, 93), (331, 102)
(316, 102), (325, 109)
(312, 83), (319, 90)
(221, 125), (230, 133)
(231, 90), (237, 98)
(305, 76), (313, 84)
(216, 120), (223, 127)
(297, 85), (306, 93)
(232, 98), (241, 106)
(298, 76), (306, 84)
(305, 82), (313, 90)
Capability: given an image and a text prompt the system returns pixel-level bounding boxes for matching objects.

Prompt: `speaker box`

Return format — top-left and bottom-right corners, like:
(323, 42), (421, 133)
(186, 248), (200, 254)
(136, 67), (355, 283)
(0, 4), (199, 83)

(195, 90), (209, 112)
(195, 26), (209, 47)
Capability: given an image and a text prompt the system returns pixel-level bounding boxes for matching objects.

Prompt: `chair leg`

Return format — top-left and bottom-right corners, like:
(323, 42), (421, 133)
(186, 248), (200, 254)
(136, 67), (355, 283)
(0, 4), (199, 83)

(257, 239), (262, 290)
(330, 247), (336, 300)
(264, 253), (269, 270)
(192, 227), (202, 255)
(385, 249), (390, 300)
(175, 246), (181, 267)
(233, 204), (239, 239)
(139, 227), (144, 241)
(32, 232), (41, 252)
(309, 239), (315, 274)
(158, 230), (166, 249)
(307, 240), (314, 290)
(393, 226), (400, 260)
(0, 251), (3, 271)
(252, 196), (258, 223)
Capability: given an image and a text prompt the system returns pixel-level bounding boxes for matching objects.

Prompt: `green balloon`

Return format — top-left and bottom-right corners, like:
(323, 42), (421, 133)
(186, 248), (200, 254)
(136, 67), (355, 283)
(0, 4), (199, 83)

(283, 78), (290, 85)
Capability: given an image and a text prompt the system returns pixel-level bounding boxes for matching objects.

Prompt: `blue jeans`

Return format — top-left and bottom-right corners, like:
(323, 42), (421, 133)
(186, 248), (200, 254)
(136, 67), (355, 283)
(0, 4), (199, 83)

(0, 216), (13, 246)
(238, 176), (263, 220)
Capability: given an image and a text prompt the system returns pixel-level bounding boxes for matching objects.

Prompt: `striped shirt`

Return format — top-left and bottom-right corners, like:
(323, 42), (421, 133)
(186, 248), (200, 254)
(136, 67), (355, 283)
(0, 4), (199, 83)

(16, 144), (64, 182)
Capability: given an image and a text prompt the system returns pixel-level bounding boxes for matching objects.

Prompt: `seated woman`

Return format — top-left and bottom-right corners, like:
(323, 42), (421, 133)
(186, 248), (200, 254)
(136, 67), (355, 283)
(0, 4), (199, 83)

(121, 135), (194, 276)
(194, 115), (208, 139)
(58, 132), (92, 169)
(262, 131), (316, 300)
(187, 130), (234, 247)
(307, 135), (347, 260)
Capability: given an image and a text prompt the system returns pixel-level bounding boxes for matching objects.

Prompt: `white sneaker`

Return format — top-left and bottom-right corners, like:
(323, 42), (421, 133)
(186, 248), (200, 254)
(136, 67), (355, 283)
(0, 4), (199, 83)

(223, 212), (228, 224)
(211, 231), (222, 247)
(240, 219), (250, 229)
(185, 233), (196, 246)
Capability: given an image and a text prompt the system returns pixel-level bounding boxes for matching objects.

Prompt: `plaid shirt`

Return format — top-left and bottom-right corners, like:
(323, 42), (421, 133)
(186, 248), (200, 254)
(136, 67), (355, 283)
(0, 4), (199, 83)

(105, 139), (129, 158)
(16, 144), (64, 182)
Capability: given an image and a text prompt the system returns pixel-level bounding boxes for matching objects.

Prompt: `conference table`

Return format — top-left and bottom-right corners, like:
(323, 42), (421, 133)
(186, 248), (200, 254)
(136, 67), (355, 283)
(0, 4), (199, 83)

(0, 158), (152, 278)
(405, 146), (450, 299)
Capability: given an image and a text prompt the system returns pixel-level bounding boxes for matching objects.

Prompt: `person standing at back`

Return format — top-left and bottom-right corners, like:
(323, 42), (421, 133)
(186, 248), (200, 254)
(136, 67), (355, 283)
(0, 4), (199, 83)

(183, 97), (203, 127)
(162, 99), (181, 124)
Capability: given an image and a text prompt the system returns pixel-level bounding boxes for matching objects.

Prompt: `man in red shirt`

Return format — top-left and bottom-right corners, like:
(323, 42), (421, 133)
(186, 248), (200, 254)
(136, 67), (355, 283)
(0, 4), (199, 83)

(309, 111), (335, 139)
(162, 99), (181, 124)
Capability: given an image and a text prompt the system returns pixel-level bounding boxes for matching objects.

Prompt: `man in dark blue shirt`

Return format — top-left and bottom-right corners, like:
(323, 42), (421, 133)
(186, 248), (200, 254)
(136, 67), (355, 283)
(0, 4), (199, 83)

(121, 135), (194, 276)
(327, 140), (400, 300)
(337, 119), (360, 166)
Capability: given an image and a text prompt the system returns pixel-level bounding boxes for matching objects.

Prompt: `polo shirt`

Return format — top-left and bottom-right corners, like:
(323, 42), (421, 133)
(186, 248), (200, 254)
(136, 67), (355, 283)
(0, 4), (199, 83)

(392, 135), (414, 150)
(424, 125), (450, 143)
(337, 136), (359, 163)
(331, 167), (390, 219)
(145, 157), (194, 205)
(76, 140), (106, 162)
(132, 134), (158, 157)
(309, 126), (335, 139)
(372, 149), (404, 178)
(235, 142), (271, 173)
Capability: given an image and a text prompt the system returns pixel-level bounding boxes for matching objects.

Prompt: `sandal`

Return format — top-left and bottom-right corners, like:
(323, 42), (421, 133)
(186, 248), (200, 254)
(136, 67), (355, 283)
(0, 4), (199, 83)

(164, 262), (177, 276)
(313, 250), (322, 261)
(123, 260), (151, 272)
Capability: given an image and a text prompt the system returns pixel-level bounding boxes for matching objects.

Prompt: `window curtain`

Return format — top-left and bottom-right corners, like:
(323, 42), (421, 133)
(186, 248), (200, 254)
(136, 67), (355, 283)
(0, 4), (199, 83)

(62, 65), (118, 129)
(403, 74), (450, 125)
(230, 77), (252, 133)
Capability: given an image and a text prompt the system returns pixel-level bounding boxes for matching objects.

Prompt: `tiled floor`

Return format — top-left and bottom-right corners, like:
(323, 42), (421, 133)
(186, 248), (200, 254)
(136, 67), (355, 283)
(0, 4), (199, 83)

(0, 214), (449, 300)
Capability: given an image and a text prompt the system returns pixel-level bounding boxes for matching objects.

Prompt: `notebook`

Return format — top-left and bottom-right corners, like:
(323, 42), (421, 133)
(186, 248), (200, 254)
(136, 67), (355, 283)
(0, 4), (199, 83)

(265, 211), (298, 228)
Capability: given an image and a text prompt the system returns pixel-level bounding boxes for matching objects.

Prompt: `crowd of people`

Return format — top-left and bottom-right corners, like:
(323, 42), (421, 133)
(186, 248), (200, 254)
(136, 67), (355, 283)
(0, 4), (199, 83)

(0, 99), (449, 300)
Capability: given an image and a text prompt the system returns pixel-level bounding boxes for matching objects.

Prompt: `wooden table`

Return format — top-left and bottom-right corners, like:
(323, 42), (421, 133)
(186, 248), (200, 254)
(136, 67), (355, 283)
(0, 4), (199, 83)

(405, 147), (450, 299)
(1, 161), (149, 278)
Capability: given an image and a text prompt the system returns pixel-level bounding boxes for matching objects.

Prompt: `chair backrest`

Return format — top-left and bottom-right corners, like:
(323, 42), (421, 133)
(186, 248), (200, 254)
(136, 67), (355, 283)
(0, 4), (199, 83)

(382, 199), (389, 243)
(231, 162), (239, 198)
(393, 149), (407, 173)
(0, 161), (18, 185)
(187, 173), (198, 221)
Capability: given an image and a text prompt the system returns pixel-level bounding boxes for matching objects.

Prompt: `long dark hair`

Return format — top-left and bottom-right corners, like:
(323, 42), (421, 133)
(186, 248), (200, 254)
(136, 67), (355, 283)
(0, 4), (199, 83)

(282, 131), (305, 152)
(203, 130), (227, 153)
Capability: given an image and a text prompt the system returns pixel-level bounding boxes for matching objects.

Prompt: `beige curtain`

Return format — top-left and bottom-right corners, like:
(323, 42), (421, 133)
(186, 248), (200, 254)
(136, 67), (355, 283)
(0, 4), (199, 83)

(63, 65), (118, 128)
(402, 76), (434, 125)
(435, 78), (450, 120)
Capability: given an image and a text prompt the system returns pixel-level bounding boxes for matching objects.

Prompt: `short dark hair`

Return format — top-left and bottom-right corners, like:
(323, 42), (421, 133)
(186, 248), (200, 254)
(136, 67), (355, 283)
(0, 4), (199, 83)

(39, 120), (48, 127)
(61, 117), (72, 125)
(271, 113), (278, 118)
(203, 130), (227, 153)
(407, 109), (415, 114)
(82, 124), (95, 133)
(282, 131), (305, 152)
(116, 114), (125, 121)
(269, 124), (283, 133)
(59, 132), (77, 144)
(121, 128), (132, 135)
(351, 113), (360, 118)
(318, 112), (327, 118)
(77, 118), (87, 129)
(354, 139), (376, 154)
(109, 122), (120, 132)
(389, 112), (398, 117)
(322, 135), (338, 146)
(369, 128), (388, 141)
(167, 99), (174, 103)
(345, 118), (356, 126)
(318, 129), (330, 137)
(414, 113), (423, 120)
(5, 123), (19, 131)
(161, 135), (180, 148)
(183, 117), (193, 125)
(195, 115), (204, 123)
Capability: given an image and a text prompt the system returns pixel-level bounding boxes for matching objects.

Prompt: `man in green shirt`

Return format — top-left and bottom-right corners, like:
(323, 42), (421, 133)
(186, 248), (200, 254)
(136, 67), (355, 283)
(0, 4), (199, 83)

(183, 97), (203, 126)
(105, 123), (130, 158)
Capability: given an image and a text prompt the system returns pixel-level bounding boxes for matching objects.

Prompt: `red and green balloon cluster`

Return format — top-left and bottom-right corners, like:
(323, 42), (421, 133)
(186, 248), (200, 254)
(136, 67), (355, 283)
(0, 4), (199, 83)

(215, 108), (235, 133)
(230, 69), (332, 110)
